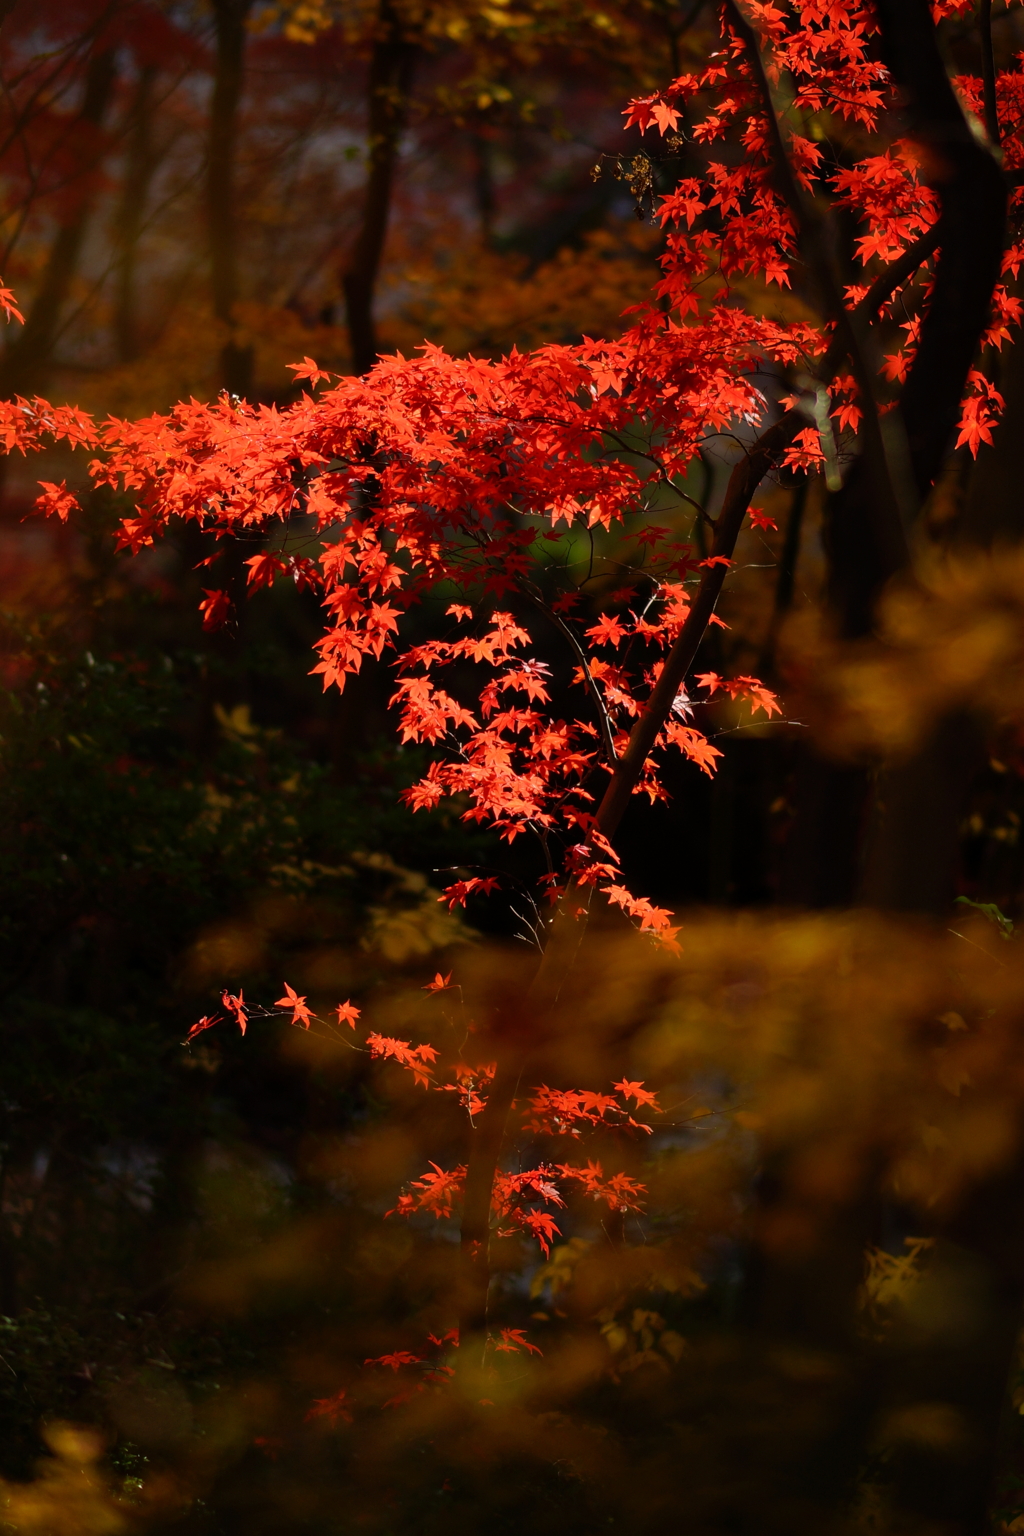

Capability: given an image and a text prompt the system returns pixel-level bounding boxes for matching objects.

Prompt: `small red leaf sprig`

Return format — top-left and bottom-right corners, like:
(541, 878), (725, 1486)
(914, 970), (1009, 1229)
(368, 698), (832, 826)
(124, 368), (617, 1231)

(185, 983), (661, 1262)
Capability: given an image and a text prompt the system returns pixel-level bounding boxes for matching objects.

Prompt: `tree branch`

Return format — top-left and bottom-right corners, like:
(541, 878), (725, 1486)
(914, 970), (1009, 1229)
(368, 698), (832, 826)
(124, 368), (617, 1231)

(979, 0), (1000, 146)
(724, 0), (909, 571)
(874, 0), (1006, 499)
(523, 584), (619, 766)
(453, 218), (946, 1359)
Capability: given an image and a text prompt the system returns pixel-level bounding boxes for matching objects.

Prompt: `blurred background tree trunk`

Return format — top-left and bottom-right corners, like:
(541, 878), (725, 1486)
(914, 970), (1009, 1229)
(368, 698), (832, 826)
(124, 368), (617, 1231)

(208, 0), (253, 398)
(0, 47), (117, 400)
(341, 0), (416, 376)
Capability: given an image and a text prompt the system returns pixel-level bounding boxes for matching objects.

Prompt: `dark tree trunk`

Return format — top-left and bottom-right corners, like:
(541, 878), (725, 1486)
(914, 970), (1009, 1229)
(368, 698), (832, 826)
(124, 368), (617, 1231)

(341, 0), (416, 376)
(873, 0), (1006, 506)
(755, 11), (1019, 1532)
(0, 48), (117, 400)
(112, 64), (158, 364)
(208, 0), (253, 398)
(823, 0), (1006, 641)
(784, 0), (1007, 913)
(471, 132), (496, 246)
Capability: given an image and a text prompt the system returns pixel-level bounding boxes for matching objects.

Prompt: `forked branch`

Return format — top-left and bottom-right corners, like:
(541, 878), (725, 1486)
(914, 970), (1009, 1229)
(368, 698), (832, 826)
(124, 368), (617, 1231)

(455, 221), (942, 1361)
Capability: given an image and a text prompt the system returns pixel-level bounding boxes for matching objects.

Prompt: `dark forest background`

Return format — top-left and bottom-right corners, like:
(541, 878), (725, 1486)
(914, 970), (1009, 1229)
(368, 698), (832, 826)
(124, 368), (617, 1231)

(5, 2), (1024, 1532)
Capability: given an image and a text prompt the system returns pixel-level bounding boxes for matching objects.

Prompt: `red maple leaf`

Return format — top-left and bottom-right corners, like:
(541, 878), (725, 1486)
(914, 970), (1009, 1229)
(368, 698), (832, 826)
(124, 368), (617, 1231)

(364, 1350), (423, 1371)
(35, 480), (79, 523)
(493, 1328), (543, 1356)
(221, 990), (248, 1036)
(245, 552), (288, 591)
(614, 1079), (660, 1111)
(275, 982), (314, 1029)
(185, 1014), (222, 1043)
(335, 1000), (360, 1029)
(199, 589), (232, 632)
(287, 356), (333, 387)
(423, 972), (454, 992)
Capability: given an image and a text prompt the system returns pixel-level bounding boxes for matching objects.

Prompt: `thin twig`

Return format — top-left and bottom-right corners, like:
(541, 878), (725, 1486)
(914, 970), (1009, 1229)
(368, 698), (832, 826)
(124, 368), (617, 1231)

(521, 581), (619, 765)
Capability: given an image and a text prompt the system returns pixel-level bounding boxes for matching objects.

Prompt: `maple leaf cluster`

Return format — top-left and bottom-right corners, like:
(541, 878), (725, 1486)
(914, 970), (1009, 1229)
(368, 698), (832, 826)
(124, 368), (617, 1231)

(186, 988), (660, 1265)
(376, 1046), (661, 1258)
(625, 0), (1024, 456)
(18, 0), (1023, 1422)
(385, 1149), (650, 1260)
(0, 1), (1019, 954)
(5, 0), (1018, 944)
(6, 309), (795, 935)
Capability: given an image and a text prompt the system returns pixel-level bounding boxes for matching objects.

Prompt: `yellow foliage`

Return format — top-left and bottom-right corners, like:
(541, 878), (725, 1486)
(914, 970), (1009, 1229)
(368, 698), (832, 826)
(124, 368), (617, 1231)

(530, 1236), (592, 1304)
(382, 222), (661, 359)
(252, 0), (693, 87)
(860, 1236), (935, 1334)
(68, 225), (658, 418)
(780, 547), (1024, 762)
(71, 302), (348, 419)
(184, 849), (469, 994)
(0, 1425), (125, 1536)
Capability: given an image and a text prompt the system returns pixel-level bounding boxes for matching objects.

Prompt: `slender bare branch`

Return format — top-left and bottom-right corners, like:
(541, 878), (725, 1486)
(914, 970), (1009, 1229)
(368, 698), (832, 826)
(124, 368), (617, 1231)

(522, 583), (619, 766)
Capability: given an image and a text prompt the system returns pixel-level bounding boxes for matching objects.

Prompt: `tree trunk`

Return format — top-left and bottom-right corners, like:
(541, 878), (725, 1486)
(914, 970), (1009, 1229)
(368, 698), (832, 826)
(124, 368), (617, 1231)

(785, 0), (1007, 911)
(341, 0), (416, 376)
(455, 406), (826, 1355)
(452, 208), (971, 1357)
(0, 48), (117, 400)
(112, 64), (158, 365)
(744, 9), (1017, 1530)
(208, 0), (253, 398)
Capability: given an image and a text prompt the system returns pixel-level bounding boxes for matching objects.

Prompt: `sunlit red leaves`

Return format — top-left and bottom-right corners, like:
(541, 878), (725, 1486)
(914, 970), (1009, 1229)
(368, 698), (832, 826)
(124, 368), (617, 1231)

(367, 1033), (439, 1089)
(615, 1079), (660, 1111)
(832, 147), (939, 265)
(440, 876), (501, 910)
(245, 552), (288, 591)
(697, 671), (781, 719)
(955, 371), (1006, 456)
(4, 296), (801, 940)
(386, 1126), (655, 1258)
(586, 613), (629, 647)
(556, 1160), (647, 1214)
(35, 480), (78, 522)
(603, 885), (680, 947)
(288, 356), (334, 388)
(525, 1080), (661, 1138)
(221, 989), (248, 1036)
(0, 284), (24, 324)
(386, 1161), (464, 1218)
(5, 0), (1018, 963)
(185, 1013), (222, 1043)
(423, 971), (453, 992)
(275, 982), (313, 1028)
(441, 1059), (495, 1118)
